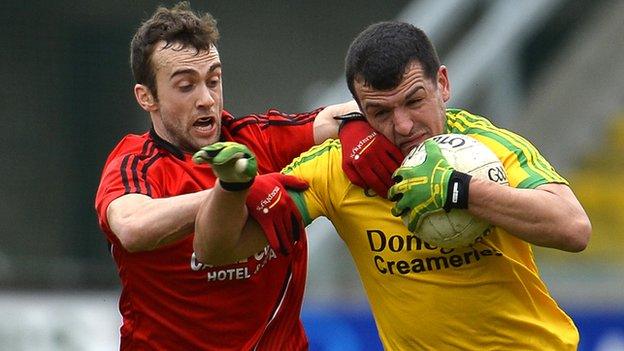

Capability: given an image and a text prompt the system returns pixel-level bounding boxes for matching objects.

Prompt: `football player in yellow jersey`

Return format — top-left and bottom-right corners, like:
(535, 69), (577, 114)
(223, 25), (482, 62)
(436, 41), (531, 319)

(193, 22), (591, 350)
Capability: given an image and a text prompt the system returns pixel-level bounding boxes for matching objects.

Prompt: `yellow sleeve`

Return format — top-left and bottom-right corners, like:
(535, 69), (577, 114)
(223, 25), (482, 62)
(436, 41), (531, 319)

(446, 109), (568, 189)
(282, 139), (351, 225)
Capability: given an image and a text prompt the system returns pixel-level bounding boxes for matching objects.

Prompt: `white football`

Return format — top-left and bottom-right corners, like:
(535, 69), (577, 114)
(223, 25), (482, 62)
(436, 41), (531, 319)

(400, 134), (508, 248)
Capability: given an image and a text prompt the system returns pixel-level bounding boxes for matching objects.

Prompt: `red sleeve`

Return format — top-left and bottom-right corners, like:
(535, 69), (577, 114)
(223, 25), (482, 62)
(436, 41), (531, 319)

(94, 150), (164, 240)
(225, 108), (321, 172)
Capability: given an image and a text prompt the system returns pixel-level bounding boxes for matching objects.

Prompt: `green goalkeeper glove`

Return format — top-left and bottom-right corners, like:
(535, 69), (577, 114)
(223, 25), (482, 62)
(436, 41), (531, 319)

(193, 142), (258, 191)
(388, 140), (472, 232)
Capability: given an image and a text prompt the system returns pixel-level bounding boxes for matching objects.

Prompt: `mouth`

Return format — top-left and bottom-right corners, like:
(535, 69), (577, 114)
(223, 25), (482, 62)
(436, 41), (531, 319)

(399, 131), (429, 155)
(192, 116), (216, 134)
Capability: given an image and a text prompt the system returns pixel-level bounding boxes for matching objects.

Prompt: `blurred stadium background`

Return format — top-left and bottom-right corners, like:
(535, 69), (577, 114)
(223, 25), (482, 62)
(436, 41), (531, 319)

(1, 0), (623, 350)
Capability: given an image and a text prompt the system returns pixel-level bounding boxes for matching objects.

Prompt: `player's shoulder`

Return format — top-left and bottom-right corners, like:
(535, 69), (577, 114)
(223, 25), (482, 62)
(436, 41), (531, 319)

(445, 108), (495, 129)
(446, 108), (519, 143)
(103, 132), (164, 168)
(282, 139), (341, 173)
(108, 132), (150, 154)
(295, 139), (341, 160)
(220, 110), (271, 139)
(223, 108), (319, 129)
(445, 109), (526, 153)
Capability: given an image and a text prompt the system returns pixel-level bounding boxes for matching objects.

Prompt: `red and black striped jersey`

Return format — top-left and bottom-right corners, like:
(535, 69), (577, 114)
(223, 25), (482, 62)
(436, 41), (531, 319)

(95, 109), (318, 351)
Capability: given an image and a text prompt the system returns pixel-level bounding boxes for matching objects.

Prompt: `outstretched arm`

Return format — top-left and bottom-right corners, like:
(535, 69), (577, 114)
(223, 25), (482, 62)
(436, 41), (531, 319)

(104, 101), (381, 254)
(107, 191), (211, 252)
(192, 142), (263, 264)
(192, 142), (307, 265)
(311, 102), (405, 198)
(194, 181), (268, 264)
(312, 100), (360, 144)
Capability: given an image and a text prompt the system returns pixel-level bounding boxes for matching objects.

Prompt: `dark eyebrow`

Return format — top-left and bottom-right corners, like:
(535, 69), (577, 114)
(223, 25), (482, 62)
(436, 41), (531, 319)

(170, 69), (195, 80)
(404, 85), (424, 100)
(170, 63), (222, 80)
(208, 63), (222, 73)
(363, 85), (424, 111)
(363, 101), (383, 111)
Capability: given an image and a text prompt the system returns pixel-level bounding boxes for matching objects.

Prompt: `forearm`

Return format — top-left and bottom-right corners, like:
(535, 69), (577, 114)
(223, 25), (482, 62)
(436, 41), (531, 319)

(194, 183), (250, 264)
(467, 179), (590, 251)
(107, 191), (210, 252)
(313, 100), (359, 144)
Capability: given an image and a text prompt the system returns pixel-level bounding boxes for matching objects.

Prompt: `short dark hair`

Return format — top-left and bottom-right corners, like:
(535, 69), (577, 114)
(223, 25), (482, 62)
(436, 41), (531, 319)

(345, 22), (440, 101)
(130, 1), (219, 98)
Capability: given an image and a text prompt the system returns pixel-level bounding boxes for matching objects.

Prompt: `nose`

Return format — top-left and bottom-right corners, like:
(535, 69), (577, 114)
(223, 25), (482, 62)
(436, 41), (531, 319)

(393, 108), (413, 136)
(196, 84), (215, 109)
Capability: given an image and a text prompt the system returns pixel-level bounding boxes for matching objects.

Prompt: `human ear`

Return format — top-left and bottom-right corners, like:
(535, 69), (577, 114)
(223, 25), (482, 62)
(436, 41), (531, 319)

(437, 66), (451, 102)
(134, 84), (158, 112)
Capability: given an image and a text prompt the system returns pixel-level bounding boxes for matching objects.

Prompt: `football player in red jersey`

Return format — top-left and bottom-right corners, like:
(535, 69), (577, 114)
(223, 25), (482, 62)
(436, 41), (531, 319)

(94, 2), (401, 350)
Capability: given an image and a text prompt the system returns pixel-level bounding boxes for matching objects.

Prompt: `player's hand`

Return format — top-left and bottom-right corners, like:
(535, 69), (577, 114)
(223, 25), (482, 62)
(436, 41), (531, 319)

(246, 173), (309, 256)
(337, 112), (403, 198)
(193, 142), (258, 190)
(388, 140), (471, 232)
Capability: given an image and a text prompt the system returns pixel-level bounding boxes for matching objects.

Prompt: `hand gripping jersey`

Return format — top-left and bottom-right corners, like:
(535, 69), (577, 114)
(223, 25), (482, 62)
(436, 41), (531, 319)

(95, 109), (318, 350)
(284, 109), (579, 351)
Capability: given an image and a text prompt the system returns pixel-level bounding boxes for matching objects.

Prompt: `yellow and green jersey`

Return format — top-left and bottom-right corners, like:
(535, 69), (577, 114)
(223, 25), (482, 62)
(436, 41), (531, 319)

(283, 109), (578, 351)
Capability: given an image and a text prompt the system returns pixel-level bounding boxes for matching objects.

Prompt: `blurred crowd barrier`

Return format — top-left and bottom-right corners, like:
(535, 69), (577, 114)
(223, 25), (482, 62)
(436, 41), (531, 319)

(532, 112), (624, 309)
(567, 113), (624, 266)
(0, 291), (622, 351)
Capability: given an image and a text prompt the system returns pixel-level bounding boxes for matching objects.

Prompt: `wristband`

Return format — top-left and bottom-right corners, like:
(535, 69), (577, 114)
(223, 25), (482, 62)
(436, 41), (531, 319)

(335, 112), (366, 131)
(443, 171), (471, 211)
(219, 178), (254, 192)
